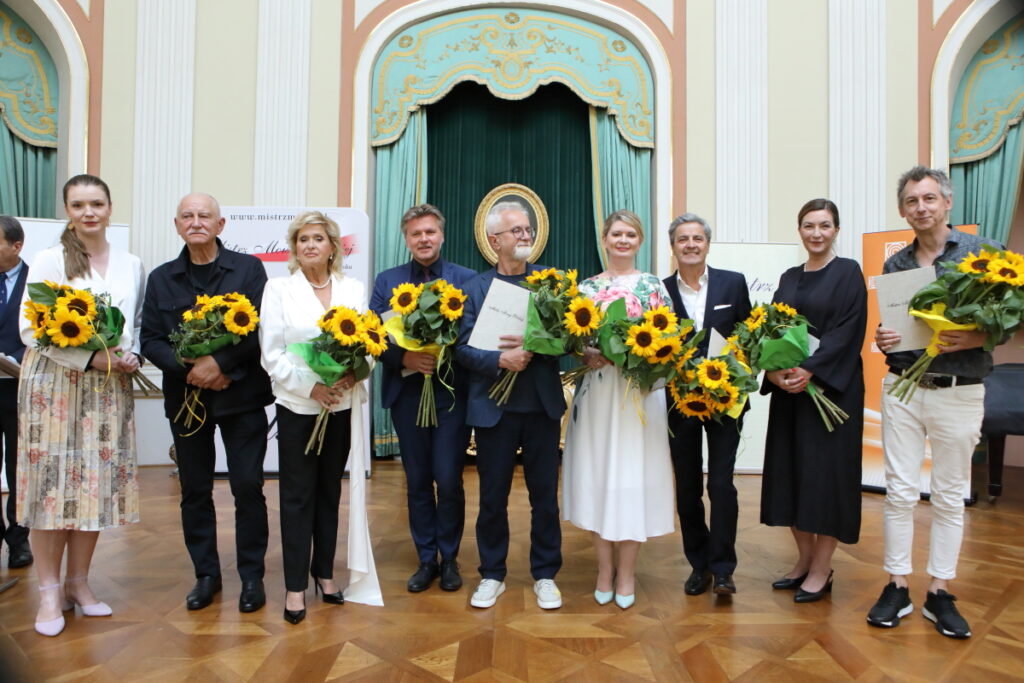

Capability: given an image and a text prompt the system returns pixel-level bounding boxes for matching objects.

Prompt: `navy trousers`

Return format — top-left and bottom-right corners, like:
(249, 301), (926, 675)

(668, 409), (742, 577)
(391, 379), (469, 565)
(474, 412), (561, 581)
(0, 381), (27, 549)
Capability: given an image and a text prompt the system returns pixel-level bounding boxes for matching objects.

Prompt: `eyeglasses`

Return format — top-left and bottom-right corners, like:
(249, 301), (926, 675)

(492, 226), (535, 238)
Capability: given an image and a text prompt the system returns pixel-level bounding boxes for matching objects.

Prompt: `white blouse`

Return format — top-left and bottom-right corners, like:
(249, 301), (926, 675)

(19, 244), (146, 371)
(259, 270), (368, 415)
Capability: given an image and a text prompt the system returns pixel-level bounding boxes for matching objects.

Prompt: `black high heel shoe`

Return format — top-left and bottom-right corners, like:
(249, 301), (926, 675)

(313, 576), (344, 605)
(283, 592), (306, 625)
(772, 572), (809, 590)
(794, 570), (834, 603)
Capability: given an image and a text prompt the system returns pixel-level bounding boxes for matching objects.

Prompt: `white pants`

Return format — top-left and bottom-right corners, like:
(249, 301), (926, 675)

(880, 374), (984, 580)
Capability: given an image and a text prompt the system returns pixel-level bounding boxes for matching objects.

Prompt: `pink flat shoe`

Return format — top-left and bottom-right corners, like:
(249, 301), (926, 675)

(64, 576), (112, 617)
(35, 584), (66, 637)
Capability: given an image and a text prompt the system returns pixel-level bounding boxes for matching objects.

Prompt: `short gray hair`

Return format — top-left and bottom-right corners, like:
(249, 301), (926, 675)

(897, 166), (953, 203)
(486, 201), (529, 234)
(668, 213), (712, 242)
(400, 203), (445, 232)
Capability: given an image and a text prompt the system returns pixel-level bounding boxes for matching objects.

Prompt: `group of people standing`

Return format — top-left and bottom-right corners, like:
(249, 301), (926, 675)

(0, 164), (997, 642)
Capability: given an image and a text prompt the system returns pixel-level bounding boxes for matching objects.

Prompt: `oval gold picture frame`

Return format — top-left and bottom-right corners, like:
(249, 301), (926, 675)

(473, 183), (550, 266)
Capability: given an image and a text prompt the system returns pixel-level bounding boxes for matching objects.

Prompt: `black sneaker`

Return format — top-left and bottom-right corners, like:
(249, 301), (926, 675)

(866, 582), (913, 628)
(922, 590), (972, 639)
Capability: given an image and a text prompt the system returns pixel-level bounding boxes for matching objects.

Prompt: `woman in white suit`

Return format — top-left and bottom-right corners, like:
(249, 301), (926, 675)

(259, 211), (365, 624)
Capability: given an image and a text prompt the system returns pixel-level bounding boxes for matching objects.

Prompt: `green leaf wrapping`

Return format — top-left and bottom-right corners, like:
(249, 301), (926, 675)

(756, 323), (810, 371)
(522, 294), (567, 355)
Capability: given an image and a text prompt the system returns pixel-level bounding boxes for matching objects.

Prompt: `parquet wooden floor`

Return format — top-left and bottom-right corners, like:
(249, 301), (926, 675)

(2, 462), (1024, 682)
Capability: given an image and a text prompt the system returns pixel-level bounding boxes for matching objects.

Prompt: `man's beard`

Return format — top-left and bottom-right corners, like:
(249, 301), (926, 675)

(513, 244), (532, 260)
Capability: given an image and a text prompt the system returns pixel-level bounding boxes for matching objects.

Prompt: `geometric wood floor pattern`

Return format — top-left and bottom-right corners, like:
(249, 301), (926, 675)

(2, 462), (1024, 681)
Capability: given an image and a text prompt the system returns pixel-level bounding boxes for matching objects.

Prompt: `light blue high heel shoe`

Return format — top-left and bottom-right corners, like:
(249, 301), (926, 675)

(614, 592), (635, 609)
(594, 589), (614, 605)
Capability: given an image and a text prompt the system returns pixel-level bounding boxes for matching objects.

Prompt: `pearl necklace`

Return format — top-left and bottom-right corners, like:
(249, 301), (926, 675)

(804, 255), (836, 272)
(306, 275), (331, 289)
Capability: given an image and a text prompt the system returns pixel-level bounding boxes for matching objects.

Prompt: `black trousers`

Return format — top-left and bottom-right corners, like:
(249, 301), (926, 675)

(0, 380), (27, 549)
(391, 382), (469, 565)
(276, 405), (350, 592)
(173, 407), (269, 580)
(668, 409), (743, 577)
(475, 412), (561, 581)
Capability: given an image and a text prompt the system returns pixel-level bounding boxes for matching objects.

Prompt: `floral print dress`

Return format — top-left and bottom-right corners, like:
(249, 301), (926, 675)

(561, 272), (676, 541)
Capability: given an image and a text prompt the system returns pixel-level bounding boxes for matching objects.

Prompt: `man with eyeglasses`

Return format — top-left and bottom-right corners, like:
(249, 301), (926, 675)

(456, 201), (565, 611)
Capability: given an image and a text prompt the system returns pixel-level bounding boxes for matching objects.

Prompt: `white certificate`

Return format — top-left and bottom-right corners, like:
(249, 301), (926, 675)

(874, 268), (936, 352)
(467, 278), (530, 351)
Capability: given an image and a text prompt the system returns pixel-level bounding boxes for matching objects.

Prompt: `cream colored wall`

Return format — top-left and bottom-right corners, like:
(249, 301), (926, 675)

(99, 0), (136, 232)
(685, 0), (715, 227)
(766, 0), (828, 245)
(885, 0), (919, 228)
(192, 0), (258, 205)
(307, 0), (342, 207)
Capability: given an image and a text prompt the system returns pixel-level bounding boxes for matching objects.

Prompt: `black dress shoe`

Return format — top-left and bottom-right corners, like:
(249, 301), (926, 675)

(712, 574), (737, 595)
(439, 560), (462, 592)
(238, 579), (266, 613)
(407, 562), (439, 593)
(794, 571), (833, 603)
(772, 572), (809, 590)
(313, 576), (344, 605)
(186, 576), (222, 610)
(7, 544), (33, 569)
(684, 569), (712, 595)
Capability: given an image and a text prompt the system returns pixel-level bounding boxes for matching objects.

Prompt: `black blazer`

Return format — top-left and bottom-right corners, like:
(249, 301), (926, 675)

(663, 265), (752, 358)
(141, 240), (273, 419)
(0, 260), (28, 362)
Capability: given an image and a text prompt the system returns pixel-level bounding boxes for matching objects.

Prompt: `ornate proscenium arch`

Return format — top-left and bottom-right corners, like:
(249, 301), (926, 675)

(370, 8), (654, 148)
(950, 13), (1024, 163)
(0, 4), (58, 147)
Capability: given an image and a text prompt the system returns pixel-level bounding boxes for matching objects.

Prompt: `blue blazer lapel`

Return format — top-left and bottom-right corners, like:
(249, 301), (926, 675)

(0, 262), (28, 327)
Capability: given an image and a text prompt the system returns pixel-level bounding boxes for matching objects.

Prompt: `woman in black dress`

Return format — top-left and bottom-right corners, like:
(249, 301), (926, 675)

(760, 198), (866, 603)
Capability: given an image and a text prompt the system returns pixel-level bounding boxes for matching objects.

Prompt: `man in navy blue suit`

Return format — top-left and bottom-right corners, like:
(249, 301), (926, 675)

(0, 216), (31, 569)
(370, 204), (475, 593)
(662, 213), (751, 597)
(455, 201), (565, 610)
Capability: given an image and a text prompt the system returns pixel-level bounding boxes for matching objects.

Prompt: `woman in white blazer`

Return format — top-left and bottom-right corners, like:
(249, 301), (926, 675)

(259, 211), (365, 624)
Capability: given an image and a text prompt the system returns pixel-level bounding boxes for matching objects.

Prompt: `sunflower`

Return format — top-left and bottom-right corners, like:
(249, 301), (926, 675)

(958, 249), (999, 275)
(24, 301), (51, 339)
(562, 269), (579, 296)
(224, 300), (259, 335)
(438, 286), (467, 321)
(564, 297), (602, 336)
(332, 308), (365, 345)
(43, 279), (72, 297)
(183, 294), (214, 322)
(673, 346), (697, 374)
(430, 279), (450, 293)
(526, 268), (561, 286)
(985, 257), (1024, 286)
(390, 283), (422, 314)
(647, 335), (682, 365)
(46, 307), (95, 347)
(678, 391), (713, 420)
(56, 288), (97, 320)
(696, 358), (730, 390)
(362, 323), (388, 356)
(744, 306), (766, 332)
(214, 292), (243, 306)
(625, 322), (661, 358)
(318, 307), (340, 332)
(710, 382), (740, 413)
(362, 310), (382, 328)
(644, 306), (678, 334)
(772, 302), (798, 317)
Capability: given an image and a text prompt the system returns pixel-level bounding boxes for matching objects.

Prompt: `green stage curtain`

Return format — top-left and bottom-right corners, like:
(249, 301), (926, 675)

(0, 126), (56, 218)
(371, 109), (428, 457)
(951, 122), (1024, 245)
(426, 81), (600, 278)
(589, 106), (652, 272)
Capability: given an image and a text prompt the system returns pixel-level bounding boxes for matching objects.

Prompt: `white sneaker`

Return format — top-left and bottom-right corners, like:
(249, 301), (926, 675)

(470, 579), (506, 608)
(534, 579), (562, 609)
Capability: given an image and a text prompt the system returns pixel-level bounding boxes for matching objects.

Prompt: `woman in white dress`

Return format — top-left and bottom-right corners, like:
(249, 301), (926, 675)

(18, 174), (145, 636)
(562, 210), (675, 609)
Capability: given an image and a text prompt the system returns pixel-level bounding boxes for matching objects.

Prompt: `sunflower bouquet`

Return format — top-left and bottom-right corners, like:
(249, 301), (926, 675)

(382, 278), (467, 427)
(668, 351), (759, 422)
(168, 292), (260, 434)
(288, 307), (386, 454)
(24, 281), (161, 394)
(730, 302), (848, 432)
(887, 247), (1024, 402)
(490, 268), (603, 402)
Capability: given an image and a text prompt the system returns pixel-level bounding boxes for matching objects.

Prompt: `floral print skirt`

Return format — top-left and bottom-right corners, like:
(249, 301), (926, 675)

(16, 348), (139, 530)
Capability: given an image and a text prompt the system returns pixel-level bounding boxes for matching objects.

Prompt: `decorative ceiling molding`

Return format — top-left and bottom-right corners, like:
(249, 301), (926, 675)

(370, 8), (654, 148)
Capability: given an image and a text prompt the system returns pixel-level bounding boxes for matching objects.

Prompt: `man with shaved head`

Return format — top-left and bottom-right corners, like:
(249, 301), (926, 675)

(141, 193), (274, 613)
